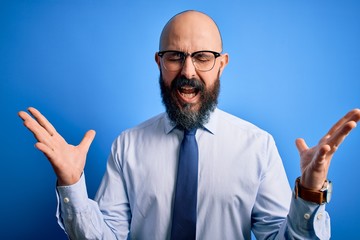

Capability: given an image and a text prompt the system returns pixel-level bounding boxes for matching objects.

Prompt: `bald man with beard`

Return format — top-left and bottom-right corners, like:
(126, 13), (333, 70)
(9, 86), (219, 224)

(19, 10), (360, 239)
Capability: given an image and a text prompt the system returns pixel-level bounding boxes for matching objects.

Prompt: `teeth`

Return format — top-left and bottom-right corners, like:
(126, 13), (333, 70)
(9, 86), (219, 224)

(181, 86), (193, 90)
(181, 92), (196, 98)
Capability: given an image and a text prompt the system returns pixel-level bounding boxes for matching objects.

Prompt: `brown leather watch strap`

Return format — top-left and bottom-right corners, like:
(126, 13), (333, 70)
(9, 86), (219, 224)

(294, 177), (327, 204)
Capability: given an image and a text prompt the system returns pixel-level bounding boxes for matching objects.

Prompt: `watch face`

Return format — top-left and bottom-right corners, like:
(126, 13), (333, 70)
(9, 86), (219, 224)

(326, 181), (333, 203)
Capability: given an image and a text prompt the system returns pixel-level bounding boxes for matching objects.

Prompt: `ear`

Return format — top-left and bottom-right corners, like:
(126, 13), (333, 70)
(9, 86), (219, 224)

(218, 53), (229, 76)
(155, 52), (161, 70)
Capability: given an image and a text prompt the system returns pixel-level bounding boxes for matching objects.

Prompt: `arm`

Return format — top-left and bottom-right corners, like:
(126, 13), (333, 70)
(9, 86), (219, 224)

(251, 134), (328, 240)
(286, 108), (359, 239)
(253, 109), (359, 239)
(56, 153), (131, 239)
(18, 107), (131, 238)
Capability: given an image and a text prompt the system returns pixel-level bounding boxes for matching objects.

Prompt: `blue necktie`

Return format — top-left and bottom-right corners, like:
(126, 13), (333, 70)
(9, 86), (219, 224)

(171, 129), (198, 240)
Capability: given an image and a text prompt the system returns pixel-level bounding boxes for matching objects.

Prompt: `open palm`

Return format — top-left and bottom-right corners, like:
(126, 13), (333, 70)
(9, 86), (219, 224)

(296, 109), (360, 190)
(18, 107), (95, 186)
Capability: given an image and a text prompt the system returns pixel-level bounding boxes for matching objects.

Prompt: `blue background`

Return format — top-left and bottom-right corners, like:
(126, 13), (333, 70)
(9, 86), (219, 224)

(1, 0), (359, 239)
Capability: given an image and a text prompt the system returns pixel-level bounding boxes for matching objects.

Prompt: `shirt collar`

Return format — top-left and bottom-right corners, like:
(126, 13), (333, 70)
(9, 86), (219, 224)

(163, 108), (219, 135)
(164, 113), (177, 134)
(202, 108), (218, 135)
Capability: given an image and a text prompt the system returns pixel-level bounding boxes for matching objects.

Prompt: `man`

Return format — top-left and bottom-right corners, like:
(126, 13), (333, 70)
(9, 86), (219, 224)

(18, 10), (360, 239)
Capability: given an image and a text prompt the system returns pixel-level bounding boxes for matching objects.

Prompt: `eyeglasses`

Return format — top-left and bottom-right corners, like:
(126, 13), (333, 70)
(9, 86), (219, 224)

(157, 50), (221, 72)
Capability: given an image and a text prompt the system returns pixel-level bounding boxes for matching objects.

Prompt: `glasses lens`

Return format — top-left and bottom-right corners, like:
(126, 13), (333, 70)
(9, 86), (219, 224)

(192, 52), (216, 71)
(160, 51), (218, 72)
(162, 52), (184, 71)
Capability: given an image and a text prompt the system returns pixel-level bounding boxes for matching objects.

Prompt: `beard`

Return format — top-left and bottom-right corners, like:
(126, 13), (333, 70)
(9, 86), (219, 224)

(159, 71), (220, 131)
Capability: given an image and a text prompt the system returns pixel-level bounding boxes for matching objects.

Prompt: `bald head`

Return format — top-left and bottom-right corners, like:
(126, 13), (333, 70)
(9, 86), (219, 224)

(159, 10), (223, 52)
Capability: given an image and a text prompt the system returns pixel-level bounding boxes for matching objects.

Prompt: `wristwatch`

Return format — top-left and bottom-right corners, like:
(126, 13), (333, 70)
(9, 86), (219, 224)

(294, 177), (332, 204)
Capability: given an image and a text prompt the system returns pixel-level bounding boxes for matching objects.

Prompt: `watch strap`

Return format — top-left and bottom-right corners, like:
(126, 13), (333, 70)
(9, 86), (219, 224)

(295, 177), (328, 204)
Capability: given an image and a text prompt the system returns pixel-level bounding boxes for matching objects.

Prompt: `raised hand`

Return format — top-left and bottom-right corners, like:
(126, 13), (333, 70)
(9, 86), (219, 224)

(18, 107), (96, 186)
(296, 108), (360, 190)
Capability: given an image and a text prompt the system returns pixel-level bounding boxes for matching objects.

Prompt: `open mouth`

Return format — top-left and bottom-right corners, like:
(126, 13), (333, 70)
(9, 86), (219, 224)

(177, 86), (199, 102)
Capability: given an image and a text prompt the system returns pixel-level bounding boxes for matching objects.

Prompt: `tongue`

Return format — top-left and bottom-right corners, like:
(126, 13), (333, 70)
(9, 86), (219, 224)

(179, 86), (197, 100)
(180, 86), (196, 94)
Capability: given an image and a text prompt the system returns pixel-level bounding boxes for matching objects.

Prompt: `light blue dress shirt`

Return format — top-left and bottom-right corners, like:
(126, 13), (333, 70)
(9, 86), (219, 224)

(57, 108), (330, 239)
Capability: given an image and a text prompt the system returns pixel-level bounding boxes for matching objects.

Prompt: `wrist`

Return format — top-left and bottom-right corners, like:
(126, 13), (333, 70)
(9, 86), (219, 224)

(294, 177), (333, 204)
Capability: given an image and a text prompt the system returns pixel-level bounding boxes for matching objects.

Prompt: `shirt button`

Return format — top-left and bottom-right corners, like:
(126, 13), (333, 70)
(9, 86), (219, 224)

(304, 213), (310, 220)
(317, 213), (323, 220)
(63, 197), (70, 203)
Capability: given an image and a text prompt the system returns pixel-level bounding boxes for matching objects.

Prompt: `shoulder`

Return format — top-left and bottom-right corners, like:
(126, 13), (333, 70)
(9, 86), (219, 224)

(129, 112), (167, 132)
(215, 108), (270, 138)
(114, 112), (168, 142)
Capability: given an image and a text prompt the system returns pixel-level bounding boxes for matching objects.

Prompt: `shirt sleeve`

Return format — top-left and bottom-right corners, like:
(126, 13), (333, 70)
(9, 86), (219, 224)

(251, 134), (331, 240)
(56, 139), (131, 239)
(284, 193), (330, 239)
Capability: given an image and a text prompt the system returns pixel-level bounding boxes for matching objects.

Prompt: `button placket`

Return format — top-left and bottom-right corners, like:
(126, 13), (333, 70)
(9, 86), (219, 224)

(304, 213), (311, 220)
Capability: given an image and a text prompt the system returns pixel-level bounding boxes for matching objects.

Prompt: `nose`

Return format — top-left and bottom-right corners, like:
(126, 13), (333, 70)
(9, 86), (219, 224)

(180, 55), (197, 79)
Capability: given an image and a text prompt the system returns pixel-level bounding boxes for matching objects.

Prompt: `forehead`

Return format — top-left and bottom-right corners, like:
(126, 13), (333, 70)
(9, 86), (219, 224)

(160, 11), (222, 52)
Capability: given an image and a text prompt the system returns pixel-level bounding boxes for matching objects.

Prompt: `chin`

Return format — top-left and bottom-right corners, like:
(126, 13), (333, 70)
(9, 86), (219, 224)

(179, 100), (201, 112)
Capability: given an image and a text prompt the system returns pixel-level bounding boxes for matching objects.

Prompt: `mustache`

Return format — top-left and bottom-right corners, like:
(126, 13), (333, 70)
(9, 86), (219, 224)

(171, 76), (205, 92)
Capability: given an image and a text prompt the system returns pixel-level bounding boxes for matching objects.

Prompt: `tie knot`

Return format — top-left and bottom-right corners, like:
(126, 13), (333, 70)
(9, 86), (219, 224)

(184, 128), (197, 136)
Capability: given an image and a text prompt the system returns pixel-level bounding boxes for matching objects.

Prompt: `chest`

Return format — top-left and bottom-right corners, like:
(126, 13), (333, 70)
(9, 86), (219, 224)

(123, 135), (264, 212)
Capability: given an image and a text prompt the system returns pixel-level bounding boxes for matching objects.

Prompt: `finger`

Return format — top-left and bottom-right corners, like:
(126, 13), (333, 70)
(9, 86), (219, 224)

(316, 144), (331, 165)
(295, 138), (308, 153)
(28, 107), (57, 136)
(350, 108), (360, 123)
(327, 120), (357, 152)
(18, 110), (37, 123)
(35, 142), (56, 160)
(79, 130), (96, 153)
(326, 108), (360, 137)
(19, 110), (54, 146)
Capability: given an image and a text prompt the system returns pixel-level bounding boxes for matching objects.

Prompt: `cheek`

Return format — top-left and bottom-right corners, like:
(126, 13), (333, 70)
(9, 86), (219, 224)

(201, 72), (218, 87)
(161, 70), (177, 86)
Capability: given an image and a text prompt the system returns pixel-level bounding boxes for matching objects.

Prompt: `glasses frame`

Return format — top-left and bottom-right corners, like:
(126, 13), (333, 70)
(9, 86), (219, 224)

(157, 50), (221, 72)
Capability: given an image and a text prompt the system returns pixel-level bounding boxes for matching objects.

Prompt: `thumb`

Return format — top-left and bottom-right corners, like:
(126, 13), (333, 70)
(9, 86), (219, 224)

(295, 138), (308, 153)
(79, 130), (96, 153)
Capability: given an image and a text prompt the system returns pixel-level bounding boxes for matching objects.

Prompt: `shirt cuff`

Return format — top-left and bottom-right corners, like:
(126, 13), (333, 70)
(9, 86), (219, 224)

(56, 174), (89, 214)
(288, 192), (330, 239)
